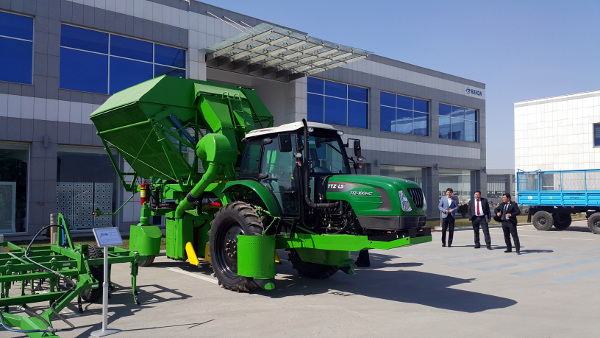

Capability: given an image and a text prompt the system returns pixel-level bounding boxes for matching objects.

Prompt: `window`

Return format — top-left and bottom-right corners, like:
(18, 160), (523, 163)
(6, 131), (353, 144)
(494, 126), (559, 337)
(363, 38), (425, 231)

(0, 11), (33, 84)
(439, 103), (477, 142)
(0, 142), (29, 233)
(307, 77), (368, 129)
(594, 123), (600, 147)
(60, 25), (186, 94)
(380, 92), (429, 136)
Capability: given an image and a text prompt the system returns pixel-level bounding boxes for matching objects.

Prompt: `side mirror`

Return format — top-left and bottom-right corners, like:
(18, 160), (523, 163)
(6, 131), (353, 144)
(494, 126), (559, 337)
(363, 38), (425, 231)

(353, 139), (362, 158)
(278, 134), (292, 152)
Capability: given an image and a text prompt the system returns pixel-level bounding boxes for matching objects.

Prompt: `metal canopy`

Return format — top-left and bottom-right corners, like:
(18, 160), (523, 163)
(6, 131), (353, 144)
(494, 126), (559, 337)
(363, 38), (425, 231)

(205, 23), (370, 82)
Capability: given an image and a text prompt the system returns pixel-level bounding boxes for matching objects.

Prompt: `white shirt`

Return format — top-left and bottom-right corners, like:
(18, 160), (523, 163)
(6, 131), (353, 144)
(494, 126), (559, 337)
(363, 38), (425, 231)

(475, 199), (482, 216)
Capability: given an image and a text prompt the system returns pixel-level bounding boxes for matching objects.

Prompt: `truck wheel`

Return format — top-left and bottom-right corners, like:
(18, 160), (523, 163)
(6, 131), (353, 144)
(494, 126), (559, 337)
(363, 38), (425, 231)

(209, 202), (262, 292)
(587, 213), (600, 234)
(138, 255), (155, 267)
(288, 249), (338, 279)
(553, 214), (572, 230)
(532, 211), (553, 231)
(81, 245), (103, 303)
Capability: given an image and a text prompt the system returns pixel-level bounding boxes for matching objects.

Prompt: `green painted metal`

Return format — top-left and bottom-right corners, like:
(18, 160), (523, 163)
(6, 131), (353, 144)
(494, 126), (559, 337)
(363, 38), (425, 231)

(223, 180), (281, 217)
(129, 225), (162, 256)
(326, 174), (426, 217)
(237, 235), (276, 279)
(277, 233), (433, 251)
(0, 214), (143, 337)
(90, 76), (273, 181)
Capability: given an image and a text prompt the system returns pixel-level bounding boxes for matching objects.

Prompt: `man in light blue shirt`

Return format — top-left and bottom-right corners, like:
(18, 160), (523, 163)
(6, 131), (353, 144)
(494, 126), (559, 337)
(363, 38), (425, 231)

(438, 188), (458, 247)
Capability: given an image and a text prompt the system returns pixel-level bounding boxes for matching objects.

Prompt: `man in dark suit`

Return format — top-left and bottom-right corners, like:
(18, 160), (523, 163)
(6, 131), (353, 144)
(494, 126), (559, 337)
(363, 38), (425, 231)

(468, 191), (492, 250)
(494, 193), (521, 254)
(438, 188), (458, 247)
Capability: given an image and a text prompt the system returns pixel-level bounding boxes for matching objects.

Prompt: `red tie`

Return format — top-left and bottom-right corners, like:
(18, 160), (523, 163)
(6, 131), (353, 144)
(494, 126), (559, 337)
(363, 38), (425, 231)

(476, 200), (481, 215)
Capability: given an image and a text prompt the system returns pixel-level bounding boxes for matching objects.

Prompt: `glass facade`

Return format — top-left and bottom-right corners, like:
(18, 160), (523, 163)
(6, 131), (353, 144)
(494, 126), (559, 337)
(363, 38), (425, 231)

(439, 169), (472, 207)
(439, 103), (478, 142)
(56, 149), (118, 229)
(380, 165), (423, 186)
(594, 123), (600, 147)
(60, 25), (186, 94)
(0, 11), (33, 84)
(0, 143), (28, 233)
(307, 77), (368, 129)
(380, 92), (429, 136)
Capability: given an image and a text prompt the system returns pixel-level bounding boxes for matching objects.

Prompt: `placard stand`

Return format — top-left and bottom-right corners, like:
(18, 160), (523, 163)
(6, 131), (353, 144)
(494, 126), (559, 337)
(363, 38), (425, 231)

(90, 228), (123, 337)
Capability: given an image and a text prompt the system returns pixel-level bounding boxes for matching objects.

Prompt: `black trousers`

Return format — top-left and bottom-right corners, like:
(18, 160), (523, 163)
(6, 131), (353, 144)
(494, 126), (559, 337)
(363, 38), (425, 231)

(502, 221), (520, 251)
(441, 215), (455, 245)
(472, 216), (491, 246)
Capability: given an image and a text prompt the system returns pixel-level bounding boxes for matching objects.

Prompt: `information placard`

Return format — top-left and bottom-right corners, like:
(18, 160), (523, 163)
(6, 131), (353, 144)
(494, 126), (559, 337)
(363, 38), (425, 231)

(92, 228), (123, 247)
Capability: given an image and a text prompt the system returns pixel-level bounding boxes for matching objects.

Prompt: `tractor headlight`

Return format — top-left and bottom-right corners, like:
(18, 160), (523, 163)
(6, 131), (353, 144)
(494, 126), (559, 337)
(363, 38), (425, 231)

(423, 193), (427, 212)
(399, 190), (412, 212)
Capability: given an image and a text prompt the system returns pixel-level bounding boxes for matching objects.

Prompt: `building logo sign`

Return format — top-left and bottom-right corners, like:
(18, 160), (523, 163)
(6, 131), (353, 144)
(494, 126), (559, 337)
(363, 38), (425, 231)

(466, 88), (483, 97)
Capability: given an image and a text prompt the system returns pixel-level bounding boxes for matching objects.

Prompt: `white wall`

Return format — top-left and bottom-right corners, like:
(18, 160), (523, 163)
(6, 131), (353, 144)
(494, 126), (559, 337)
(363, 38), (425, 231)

(514, 91), (600, 171)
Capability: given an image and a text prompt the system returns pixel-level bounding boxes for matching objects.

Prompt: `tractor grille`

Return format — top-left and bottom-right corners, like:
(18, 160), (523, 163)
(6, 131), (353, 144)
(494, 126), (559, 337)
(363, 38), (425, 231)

(407, 188), (424, 208)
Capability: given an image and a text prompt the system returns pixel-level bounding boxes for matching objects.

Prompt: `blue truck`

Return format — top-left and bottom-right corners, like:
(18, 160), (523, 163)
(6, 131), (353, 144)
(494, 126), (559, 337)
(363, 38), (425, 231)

(517, 169), (600, 234)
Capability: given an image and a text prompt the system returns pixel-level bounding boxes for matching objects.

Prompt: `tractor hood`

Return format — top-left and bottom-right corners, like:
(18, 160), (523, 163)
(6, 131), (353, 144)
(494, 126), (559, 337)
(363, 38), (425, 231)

(325, 175), (426, 231)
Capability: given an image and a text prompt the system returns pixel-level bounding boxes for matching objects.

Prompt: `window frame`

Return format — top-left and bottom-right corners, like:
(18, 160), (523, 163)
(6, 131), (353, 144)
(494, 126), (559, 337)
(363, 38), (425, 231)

(0, 11), (34, 85)
(59, 24), (186, 94)
(307, 77), (369, 129)
(380, 91), (430, 136)
(594, 123), (600, 147)
(438, 103), (478, 142)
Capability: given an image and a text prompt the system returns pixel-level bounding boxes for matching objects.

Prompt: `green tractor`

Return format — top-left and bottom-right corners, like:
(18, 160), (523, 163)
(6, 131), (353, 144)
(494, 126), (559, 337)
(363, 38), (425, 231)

(90, 76), (431, 292)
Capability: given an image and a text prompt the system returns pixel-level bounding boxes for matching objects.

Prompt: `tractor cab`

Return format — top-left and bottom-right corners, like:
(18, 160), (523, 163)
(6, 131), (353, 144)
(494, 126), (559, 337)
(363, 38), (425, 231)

(241, 121), (357, 216)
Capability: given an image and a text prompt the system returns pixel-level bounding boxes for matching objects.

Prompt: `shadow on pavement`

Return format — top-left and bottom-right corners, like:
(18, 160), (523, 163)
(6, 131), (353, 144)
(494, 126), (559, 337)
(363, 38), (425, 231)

(259, 252), (517, 313)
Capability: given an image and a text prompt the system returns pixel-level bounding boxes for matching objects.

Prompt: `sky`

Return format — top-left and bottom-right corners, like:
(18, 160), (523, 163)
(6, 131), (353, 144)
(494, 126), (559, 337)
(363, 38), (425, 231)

(199, 0), (600, 169)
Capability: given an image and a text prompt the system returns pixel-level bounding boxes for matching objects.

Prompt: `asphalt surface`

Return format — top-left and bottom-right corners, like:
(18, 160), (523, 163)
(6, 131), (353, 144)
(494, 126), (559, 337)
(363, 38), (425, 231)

(3, 220), (600, 337)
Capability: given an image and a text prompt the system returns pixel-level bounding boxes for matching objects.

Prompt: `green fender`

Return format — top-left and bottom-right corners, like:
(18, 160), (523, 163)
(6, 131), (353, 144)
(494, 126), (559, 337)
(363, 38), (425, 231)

(222, 180), (281, 217)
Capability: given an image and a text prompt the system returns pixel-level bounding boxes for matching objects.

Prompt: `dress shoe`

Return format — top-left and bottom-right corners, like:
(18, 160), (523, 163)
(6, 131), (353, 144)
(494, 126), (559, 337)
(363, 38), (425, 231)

(448, 244), (452, 247)
(504, 249), (512, 253)
(487, 246), (493, 250)
(516, 250), (521, 254)
(442, 243), (446, 247)
(474, 245), (480, 249)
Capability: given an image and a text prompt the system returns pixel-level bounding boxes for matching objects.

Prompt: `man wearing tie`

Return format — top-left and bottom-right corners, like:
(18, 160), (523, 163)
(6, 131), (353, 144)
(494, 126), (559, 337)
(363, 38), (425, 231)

(438, 188), (458, 247)
(468, 191), (492, 250)
(494, 193), (521, 254)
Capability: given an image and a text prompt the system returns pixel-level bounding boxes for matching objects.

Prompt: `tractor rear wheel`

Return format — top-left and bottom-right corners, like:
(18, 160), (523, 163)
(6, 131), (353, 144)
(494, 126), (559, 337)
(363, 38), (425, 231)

(81, 245), (103, 303)
(532, 211), (553, 231)
(288, 249), (338, 279)
(553, 214), (572, 230)
(209, 202), (262, 292)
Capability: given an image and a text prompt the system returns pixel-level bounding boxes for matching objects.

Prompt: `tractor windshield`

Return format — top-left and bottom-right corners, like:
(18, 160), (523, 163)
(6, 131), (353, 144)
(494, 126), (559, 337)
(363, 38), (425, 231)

(302, 132), (351, 175)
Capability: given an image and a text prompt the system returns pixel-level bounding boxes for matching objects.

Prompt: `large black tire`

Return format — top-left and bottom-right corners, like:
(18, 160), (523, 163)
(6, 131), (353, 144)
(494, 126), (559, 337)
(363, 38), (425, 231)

(553, 214), (572, 230)
(532, 211), (554, 231)
(587, 213), (600, 234)
(138, 255), (156, 267)
(81, 245), (103, 303)
(209, 202), (262, 292)
(288, 249), (338, 279)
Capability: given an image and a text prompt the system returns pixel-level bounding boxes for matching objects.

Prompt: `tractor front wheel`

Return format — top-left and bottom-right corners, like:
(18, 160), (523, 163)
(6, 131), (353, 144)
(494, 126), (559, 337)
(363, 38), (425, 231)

(209, 202), (263, 292)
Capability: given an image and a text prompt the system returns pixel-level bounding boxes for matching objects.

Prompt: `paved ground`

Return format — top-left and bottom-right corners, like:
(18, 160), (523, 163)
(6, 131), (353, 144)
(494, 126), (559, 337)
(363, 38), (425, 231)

(4, 220), (600, 337)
